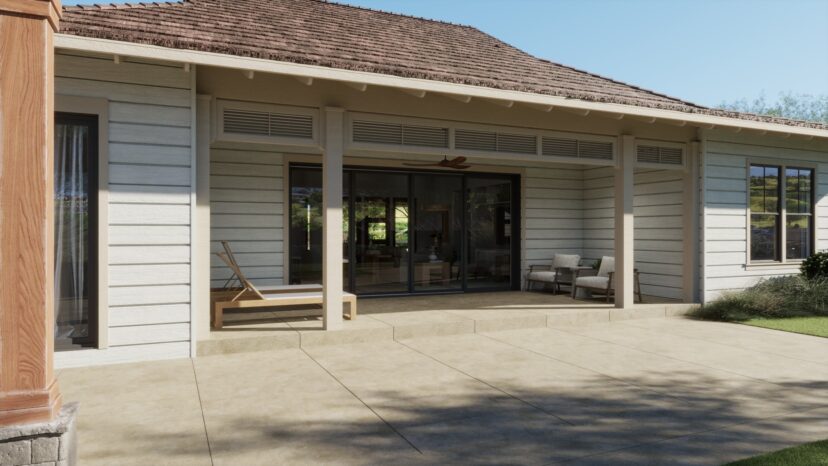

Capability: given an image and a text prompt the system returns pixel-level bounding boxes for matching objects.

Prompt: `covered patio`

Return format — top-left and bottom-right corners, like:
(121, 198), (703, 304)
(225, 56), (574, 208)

(198, 291), (692, 356)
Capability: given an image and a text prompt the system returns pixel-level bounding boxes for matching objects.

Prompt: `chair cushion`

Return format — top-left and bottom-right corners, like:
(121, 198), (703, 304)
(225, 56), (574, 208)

(575, 276), (611, 289)
(552, 254), (580, 270)
(526, 271), (558, 282)
(597, 256), (615, 277)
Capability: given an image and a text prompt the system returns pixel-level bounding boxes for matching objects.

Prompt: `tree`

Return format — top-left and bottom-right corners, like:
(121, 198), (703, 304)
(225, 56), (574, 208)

(718, 92), (828, 124)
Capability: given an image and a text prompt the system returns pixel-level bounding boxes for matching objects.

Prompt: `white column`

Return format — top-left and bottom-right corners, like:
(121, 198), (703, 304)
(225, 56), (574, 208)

(195, 94), (212, 343)
(614, 135), (635, 308)
(322, 108), (345, 330)
(683, 141), (701, 303)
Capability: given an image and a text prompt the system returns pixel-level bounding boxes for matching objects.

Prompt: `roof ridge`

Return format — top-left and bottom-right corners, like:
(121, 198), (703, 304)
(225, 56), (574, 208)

(63, 0), (188, 12)
(316, 0), (476, 29)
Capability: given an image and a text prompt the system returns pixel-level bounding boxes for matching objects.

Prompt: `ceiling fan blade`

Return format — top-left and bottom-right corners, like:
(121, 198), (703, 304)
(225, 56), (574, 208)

(402, 161), (441, 167)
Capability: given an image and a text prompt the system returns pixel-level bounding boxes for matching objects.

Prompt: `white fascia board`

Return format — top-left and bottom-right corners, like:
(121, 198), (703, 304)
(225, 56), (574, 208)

(55, 34), (828, 140)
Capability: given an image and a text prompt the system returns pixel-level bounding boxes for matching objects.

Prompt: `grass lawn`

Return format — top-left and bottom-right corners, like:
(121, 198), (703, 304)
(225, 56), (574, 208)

(725, 439), (828, 465)
(741, 316), (828, 338)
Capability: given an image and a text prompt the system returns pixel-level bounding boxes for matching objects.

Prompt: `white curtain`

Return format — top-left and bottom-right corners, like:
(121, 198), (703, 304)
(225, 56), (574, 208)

(54, 123), (89, 340)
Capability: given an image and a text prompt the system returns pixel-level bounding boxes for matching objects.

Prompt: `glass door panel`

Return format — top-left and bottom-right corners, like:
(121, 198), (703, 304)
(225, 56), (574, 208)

(412, 174), (462, 291)
(353, 172), (409, 293)
(466, 176), (512, 289)
(289, 167), (323, 285)
(54, 113), (98, 349)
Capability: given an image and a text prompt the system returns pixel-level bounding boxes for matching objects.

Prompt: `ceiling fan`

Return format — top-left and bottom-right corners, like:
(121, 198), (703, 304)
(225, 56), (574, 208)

(402, 156), (470, 170)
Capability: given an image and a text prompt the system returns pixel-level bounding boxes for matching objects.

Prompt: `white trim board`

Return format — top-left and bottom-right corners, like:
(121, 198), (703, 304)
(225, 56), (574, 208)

(55, 34), (828, 140)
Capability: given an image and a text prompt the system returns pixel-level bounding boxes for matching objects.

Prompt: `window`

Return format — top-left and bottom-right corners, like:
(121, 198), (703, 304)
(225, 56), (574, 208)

(749, 163), (814, 263)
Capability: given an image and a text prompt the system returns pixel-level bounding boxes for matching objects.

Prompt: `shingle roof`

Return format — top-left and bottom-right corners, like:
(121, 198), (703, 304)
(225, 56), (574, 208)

(60, 0), (827, 130)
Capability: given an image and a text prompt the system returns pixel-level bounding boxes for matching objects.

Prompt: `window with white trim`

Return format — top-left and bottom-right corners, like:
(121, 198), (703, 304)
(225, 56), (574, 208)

(749, 163), (814, 262)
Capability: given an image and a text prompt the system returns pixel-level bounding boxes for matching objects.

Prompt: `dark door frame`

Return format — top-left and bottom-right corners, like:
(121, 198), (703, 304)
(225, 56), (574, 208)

(288, 163), (521, 297)
(54, 112), (99, 349)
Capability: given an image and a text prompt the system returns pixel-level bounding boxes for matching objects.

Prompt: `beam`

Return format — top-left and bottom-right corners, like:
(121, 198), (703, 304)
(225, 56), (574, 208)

(527, 103), (555, 112)
(294, 75), (313, 86)
(401, 89), (426, 98)
(560, 107), (590, 117)
(481, 98), (514, 108)
(614, 135), (635, 309)
(322, 108), (345, 331)
(0, 0), (63, 426)
(113, 54), (120, 64)
(444, 94), (472, 103)
(345, 82), (368, 92)
(183, 63), (191, 72)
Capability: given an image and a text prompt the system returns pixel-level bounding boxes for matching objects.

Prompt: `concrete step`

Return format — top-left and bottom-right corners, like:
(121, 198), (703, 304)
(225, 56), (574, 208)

(197, 303), (700, 357)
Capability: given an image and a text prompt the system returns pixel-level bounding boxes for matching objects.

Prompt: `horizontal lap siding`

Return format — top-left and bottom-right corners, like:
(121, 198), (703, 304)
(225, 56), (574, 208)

(522, 166), (585, 279)
(210, 148), (285, 288)
(634, 169), (685, 300)
(56, 52), (192, 364)
(583, 167), (614, 264)
(703, 140), (828, 302)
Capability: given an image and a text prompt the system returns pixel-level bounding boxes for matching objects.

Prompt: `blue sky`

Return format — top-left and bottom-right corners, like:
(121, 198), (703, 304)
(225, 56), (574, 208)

(63, 0), (828, 107)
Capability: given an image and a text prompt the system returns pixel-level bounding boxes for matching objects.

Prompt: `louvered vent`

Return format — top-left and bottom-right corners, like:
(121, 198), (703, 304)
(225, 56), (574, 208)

(497, 133), (537, 154)
(455, 129), (497, 152)
(352, 121), (449, 148)
(637, 145), (684, 166)
(542, 137), (614, 161)
(455, 129), (537, 154)
(223, 108), (314, 139)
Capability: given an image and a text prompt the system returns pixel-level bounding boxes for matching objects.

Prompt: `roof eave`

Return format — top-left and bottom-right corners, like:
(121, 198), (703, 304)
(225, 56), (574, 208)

(54, 34), (828, 140)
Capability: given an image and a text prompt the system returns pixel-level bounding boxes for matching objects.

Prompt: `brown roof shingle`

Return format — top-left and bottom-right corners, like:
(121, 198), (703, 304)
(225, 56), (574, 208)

(60, 0), (827, 131)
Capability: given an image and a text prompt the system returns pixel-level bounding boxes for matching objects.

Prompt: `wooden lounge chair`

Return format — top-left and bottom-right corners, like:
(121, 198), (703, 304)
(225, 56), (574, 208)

(571, 256), (643, 303)
(213, 252), (356, 329)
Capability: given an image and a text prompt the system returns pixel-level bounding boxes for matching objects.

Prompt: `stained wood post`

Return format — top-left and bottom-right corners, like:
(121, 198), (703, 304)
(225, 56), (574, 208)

(0, 0), (63, 426)
(614, 135), (635, 308)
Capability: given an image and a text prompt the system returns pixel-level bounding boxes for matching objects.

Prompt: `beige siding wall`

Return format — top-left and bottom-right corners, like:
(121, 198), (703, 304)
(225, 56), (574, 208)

(210, 148), (285, 288)
(702, 139), (828, 302)
(634, 169), (685, 300)
(522, 165), (585, 274)
(55, 52), (193, 366)
(582, 166), (686, 300)
(582, 166), (615, 264)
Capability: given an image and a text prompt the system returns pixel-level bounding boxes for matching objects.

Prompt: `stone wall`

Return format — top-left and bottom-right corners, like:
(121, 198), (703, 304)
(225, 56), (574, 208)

(0, 404), (77, 466)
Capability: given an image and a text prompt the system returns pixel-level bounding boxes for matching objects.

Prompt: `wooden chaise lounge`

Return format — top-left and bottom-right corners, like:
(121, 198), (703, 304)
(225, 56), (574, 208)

(213, 251), (357, 329)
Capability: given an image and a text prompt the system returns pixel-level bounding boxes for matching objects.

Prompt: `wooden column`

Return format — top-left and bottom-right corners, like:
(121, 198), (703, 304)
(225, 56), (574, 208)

(614, 135), (635, 309)
(0, 0), (63, 426)
(322, 108), (344, 330)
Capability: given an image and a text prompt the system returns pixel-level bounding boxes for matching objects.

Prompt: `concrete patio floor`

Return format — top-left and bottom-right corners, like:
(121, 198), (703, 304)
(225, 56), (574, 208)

(59, 316), (828, 465)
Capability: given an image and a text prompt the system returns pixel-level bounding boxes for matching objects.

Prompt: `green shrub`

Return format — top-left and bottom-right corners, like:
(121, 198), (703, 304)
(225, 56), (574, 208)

(801, 251), (828, 280)
(693, 275), (828, 321)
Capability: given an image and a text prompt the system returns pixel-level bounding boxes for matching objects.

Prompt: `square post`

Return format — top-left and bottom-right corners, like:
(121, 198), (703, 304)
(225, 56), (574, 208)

(614, 135), (635, 308)
(0, 0), (63, 425)
(322, 108), (345, 330)
(683, 141), (700, 303)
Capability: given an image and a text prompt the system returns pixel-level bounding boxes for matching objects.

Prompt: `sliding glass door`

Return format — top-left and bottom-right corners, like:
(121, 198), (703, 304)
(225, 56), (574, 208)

(54, 113), (98, 349)
(352, 172), (409, 294)
(288, 165), (518, 295)
(466, 176), (513, 290)
(412, 174), (463, 291)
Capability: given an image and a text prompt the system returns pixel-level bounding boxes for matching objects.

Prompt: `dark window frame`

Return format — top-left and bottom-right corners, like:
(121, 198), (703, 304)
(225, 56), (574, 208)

(748, 162), (815, 264)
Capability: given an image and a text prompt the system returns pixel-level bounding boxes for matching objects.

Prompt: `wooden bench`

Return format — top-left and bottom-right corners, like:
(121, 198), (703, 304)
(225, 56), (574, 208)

(213, 290), (357, 329)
